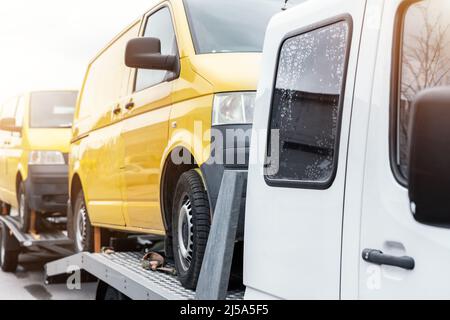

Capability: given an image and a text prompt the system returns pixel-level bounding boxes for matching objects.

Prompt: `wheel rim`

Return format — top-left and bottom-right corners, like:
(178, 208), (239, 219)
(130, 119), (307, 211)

(19, 192), (26, 224)
(177, 196), (194, 271)
(75, 204), (88, 252)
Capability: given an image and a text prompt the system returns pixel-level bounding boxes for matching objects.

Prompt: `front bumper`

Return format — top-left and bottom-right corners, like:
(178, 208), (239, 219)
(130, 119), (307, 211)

(24, 165), (69, 215)
(200, 124), (251, 240)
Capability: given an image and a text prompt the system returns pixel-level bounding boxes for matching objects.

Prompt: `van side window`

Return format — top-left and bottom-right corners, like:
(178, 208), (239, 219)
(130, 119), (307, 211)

(266, 21), (349, 187)
(135, 7), (178, 91)
(15, 96), (26, 128)
(78, 22), (140, 122)
(397, 0), (450, 178)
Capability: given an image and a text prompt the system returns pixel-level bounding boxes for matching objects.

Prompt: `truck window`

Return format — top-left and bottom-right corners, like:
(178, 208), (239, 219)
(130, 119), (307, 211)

(78, 22), (140, 122)
(183, 0), (305, 54)
(30, 92), (77, 128)
(135, 7), (178, 92)
(266, 21), (350, 187)
(397, 0), (450, 178)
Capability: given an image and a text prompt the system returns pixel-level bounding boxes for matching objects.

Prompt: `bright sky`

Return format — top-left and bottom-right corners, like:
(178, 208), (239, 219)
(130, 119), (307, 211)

(0, 0), (153, 104)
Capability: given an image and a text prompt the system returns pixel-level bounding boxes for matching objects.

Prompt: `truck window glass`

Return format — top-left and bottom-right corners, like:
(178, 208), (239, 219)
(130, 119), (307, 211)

(30, 92), (77, 128)
(398, 0), (450, 178)
(183, 0), (305, 54)
(135, 7), (177, 92)
(266, 21), (349, 186)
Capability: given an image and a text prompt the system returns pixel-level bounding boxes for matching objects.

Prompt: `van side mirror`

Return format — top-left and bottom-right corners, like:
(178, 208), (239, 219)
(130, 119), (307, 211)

(125, 37), (178, 72)
(0, 118), (21, 133)
(408, 87), (450, 226)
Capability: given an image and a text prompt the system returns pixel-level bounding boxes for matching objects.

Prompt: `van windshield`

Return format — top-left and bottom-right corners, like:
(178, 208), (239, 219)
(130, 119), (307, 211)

(30, 91), (77, 128)
(183, 0), (305, 54)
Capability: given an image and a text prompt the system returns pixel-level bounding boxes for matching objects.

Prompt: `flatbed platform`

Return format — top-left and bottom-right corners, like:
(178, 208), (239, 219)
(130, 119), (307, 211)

(45, 251), (244, 300)
(0, 215), (73, 250)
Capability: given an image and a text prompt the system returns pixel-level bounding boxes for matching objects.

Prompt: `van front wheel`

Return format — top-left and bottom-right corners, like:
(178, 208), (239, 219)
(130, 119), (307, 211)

(172, 170), (211, 290)
(70, 191), (94, 253)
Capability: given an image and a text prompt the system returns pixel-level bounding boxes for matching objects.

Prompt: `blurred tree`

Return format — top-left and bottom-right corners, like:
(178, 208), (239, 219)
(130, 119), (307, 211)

(399, 2), (450, 174)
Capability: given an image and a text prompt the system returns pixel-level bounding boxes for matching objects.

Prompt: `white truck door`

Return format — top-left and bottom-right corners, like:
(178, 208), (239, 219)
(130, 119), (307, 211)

(244, 0), (367, 300)
(359, 0), (450, 299)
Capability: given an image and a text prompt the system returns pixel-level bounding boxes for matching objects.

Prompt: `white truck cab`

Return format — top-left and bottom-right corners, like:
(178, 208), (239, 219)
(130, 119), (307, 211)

(245, 0), (450, 299)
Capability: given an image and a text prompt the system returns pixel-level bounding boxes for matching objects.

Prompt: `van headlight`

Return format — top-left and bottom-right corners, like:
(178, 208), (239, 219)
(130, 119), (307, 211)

(212, 92), (256, 125)
(29, 151), (65, 165)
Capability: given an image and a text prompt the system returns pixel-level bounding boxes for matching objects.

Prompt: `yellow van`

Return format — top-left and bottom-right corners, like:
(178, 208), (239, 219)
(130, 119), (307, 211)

(0, 91), (77, 232)
(69, 0), (294, 289)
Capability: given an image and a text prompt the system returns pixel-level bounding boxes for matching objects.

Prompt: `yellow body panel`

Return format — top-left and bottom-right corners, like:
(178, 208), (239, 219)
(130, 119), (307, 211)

(70, 0), (261, 234)
(0, 91), (73, 209)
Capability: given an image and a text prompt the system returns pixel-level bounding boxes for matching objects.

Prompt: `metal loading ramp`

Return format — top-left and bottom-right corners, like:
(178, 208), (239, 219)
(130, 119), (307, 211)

(45, 251), (244, 300)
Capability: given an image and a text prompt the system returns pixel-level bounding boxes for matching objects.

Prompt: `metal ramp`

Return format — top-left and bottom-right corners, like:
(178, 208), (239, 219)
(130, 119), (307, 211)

(46, 251), (244, 300)
(0, 215), (73, 255)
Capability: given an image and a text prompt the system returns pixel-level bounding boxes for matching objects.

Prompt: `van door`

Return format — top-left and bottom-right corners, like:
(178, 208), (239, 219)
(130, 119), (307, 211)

(0, 98), (17, 204)
(0, 102), (8, 200)
(244, 1), (366, 299)
(5, 95), (25, 208)
(359, 0), (450, 299)
(78, 22), (140, 226)
(121, 5), (176, 232)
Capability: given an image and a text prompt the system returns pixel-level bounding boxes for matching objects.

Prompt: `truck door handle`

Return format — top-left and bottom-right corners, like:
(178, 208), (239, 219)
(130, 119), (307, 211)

(362, 249), (415, 270)
(125, 102), (135, 110)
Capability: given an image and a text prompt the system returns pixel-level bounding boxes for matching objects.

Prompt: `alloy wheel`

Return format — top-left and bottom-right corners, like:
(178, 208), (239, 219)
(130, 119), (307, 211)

(75, 205), (88, 252)
(177, 196), (194, 271)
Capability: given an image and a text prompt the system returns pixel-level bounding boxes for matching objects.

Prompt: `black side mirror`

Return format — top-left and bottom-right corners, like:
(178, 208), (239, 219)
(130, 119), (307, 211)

(0, 117), (21, 133)
(408, 87), (450, 226)
(125, 37), (178, 72)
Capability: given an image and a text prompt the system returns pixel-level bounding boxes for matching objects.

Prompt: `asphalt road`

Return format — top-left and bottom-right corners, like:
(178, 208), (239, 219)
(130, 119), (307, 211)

(0, 252), (97, 300)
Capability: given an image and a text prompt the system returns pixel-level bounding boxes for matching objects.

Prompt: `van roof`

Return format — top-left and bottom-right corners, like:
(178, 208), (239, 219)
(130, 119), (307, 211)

(28, 90), (78, 95)
(269, 0), (328, 26)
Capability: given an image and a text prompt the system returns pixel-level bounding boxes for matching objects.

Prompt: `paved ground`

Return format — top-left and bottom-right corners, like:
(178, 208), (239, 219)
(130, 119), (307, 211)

(0, 252), (97, 300)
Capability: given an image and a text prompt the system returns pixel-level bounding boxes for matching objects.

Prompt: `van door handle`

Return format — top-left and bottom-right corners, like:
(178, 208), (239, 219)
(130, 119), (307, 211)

(362, 249), (415, 270)
(113, 104), (122, 115)
(125, 102), (135, 110)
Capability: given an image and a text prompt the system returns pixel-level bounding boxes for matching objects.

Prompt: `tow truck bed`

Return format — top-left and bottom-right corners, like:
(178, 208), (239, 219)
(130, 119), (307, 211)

(45, 251), (244, 300)
(45, 171), (247, 300)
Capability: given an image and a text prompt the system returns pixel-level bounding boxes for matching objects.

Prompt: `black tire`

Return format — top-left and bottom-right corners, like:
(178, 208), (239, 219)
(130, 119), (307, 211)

(0, 222), (20, 272)
(172, 169), (211, 290)
(69, 191), (94, 253)
(96, 281), (130, 300)
(18, 182), (31, 233)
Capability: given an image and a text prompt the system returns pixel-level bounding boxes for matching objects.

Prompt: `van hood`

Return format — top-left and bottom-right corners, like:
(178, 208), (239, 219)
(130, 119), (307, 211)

(27, 128), (72, 153)
(189, 53), (262, 93)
